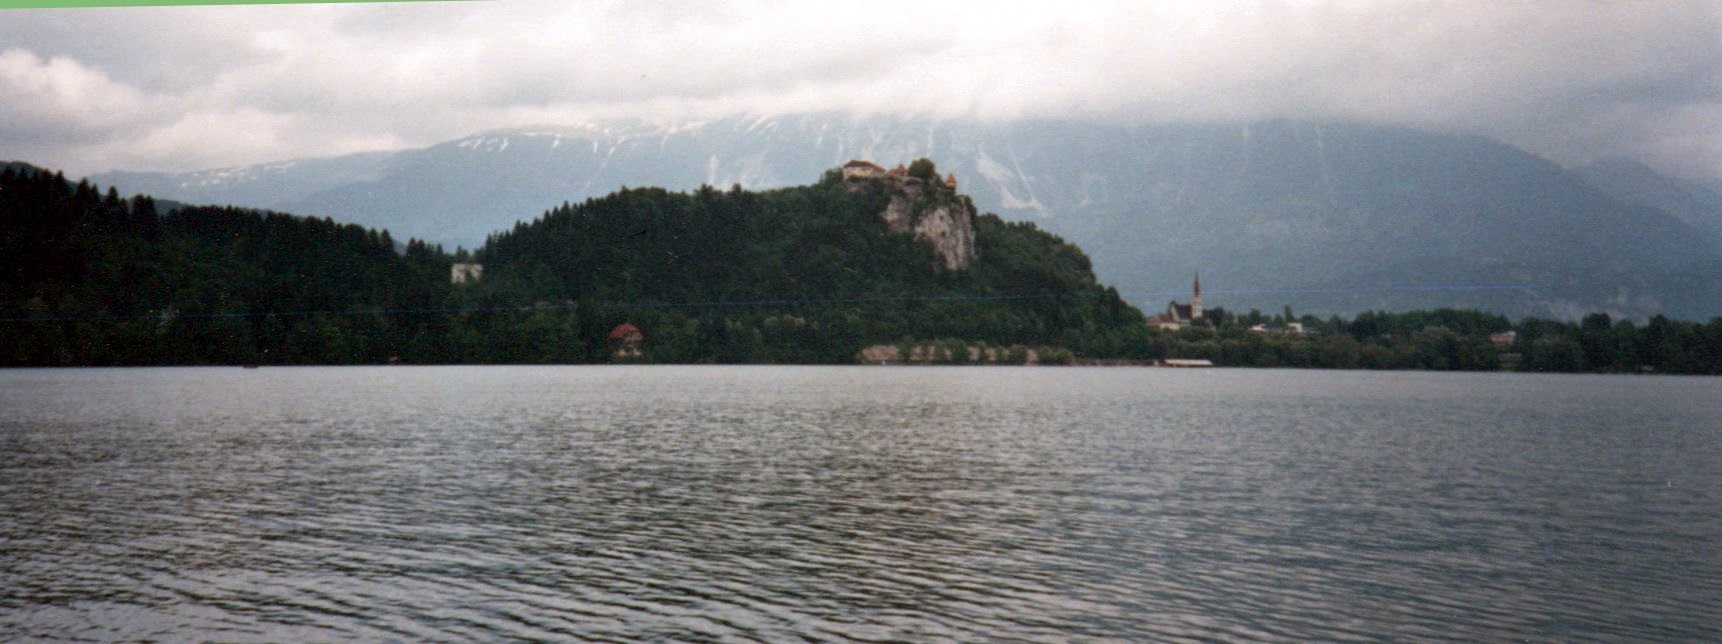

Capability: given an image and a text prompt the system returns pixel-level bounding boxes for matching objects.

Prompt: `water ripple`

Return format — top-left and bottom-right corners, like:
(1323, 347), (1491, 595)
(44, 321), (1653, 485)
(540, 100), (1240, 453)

(3, 366), (1720, 641)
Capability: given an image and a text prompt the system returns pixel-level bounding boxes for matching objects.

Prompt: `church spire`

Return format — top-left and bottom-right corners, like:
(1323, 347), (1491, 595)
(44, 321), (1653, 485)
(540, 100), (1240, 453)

(1191, 271), (1204, 319)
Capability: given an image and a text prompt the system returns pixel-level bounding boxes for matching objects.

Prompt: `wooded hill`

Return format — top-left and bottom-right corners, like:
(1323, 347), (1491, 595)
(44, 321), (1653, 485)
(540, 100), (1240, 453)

(93, 118), (1722, 321)
(0, 162), (1149, 365)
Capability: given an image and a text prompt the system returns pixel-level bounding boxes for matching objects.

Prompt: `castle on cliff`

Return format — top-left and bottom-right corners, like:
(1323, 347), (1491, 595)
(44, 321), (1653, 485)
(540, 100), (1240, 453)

(842, 160), (957, 188)
(839, 159), (973, 271)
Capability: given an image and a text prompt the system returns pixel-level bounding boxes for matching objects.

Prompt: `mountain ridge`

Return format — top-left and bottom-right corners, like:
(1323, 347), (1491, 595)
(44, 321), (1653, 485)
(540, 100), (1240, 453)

(1575, 157), (1722, 248)
(88, 116), (1722, 319)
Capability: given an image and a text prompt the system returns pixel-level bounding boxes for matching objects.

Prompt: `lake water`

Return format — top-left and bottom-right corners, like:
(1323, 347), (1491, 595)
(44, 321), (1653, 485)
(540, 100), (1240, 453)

(2, 366), (1720, 641)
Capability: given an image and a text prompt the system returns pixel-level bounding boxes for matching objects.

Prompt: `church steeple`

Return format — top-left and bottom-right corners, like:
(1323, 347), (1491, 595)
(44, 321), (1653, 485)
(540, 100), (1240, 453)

(1191, 271), (1203, 319)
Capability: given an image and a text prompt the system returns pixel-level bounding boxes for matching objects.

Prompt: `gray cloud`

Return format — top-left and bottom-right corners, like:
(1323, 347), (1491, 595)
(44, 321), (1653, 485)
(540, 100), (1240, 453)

(1, 0), (1718, 182)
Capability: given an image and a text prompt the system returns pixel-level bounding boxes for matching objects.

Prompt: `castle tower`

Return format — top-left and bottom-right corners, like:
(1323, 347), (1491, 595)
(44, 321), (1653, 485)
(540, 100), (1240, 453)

(1191, 271), (1203, 319)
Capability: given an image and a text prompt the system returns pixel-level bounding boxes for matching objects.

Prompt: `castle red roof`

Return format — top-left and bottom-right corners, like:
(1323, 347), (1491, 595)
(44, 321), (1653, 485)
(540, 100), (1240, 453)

(843, 160), (885, 172)
(608, 323), (643, 341)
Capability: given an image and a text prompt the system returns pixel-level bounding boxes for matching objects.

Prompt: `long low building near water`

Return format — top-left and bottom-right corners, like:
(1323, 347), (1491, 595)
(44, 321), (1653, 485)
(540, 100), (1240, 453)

(1160, 359), (1215, 368)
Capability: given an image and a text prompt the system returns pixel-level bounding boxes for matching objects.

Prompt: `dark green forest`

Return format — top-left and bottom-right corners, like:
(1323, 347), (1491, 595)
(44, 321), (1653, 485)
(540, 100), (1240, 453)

(1157, 307), (1722, 375)
(0, 162), (1147, 365)
(5, 161), (1720, 373)
(1, 163), (447, 365)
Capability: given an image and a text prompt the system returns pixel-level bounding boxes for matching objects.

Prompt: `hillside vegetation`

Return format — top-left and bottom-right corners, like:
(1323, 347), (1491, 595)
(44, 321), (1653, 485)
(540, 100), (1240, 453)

(92, 117), (1722, 319)
(1, 162), (1148, 365)
(15, 159), (1717, 372)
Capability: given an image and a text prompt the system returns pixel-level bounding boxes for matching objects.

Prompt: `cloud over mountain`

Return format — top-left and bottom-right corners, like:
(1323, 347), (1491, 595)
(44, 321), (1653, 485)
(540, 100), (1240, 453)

(2, 1), (1719, 182)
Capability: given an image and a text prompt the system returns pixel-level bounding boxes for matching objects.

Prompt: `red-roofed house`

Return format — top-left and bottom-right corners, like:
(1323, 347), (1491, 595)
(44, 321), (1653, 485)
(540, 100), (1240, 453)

(608, 323), (644, 360)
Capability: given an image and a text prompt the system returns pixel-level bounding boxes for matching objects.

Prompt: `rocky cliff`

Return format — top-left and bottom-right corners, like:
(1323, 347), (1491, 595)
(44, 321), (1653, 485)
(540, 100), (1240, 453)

(849, 171), (976, 271)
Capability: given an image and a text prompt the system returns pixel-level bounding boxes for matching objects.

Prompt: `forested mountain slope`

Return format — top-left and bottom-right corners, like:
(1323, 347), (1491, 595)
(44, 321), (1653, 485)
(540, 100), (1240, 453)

(3, 162), (1147, 365)
(92, 118), (1722, 319)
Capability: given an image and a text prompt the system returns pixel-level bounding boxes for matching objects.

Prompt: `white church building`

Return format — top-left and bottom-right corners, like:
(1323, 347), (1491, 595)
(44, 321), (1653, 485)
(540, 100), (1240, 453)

(1151, 273), (1204, 331)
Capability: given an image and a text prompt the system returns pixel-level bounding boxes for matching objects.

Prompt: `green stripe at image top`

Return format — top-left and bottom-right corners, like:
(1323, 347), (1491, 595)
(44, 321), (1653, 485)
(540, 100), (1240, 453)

(0, 0), (461, 7)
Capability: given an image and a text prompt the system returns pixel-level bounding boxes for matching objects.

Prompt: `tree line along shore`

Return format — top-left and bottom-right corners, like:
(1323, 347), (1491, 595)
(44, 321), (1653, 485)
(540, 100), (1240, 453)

(3, 162), (1718, 374)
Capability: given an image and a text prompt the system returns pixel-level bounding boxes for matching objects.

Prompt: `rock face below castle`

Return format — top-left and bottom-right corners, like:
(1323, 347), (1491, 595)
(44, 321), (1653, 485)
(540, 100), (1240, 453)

(847, 168), (977, 271)
(895, 188), (976, 271)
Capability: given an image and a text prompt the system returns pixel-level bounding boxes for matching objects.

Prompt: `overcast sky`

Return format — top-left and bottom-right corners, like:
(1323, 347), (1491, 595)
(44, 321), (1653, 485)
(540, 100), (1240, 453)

(2, 0), (1719, 181)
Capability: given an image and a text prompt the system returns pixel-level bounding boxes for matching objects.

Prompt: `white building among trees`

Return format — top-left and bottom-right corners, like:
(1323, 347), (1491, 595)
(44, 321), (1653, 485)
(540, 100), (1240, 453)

(1151, 272), (1204, 330)
(451, 263), (483, 284)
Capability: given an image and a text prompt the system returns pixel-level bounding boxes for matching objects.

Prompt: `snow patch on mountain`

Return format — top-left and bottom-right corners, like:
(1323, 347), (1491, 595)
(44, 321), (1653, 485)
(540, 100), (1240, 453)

(974, 147), (1048, 216)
